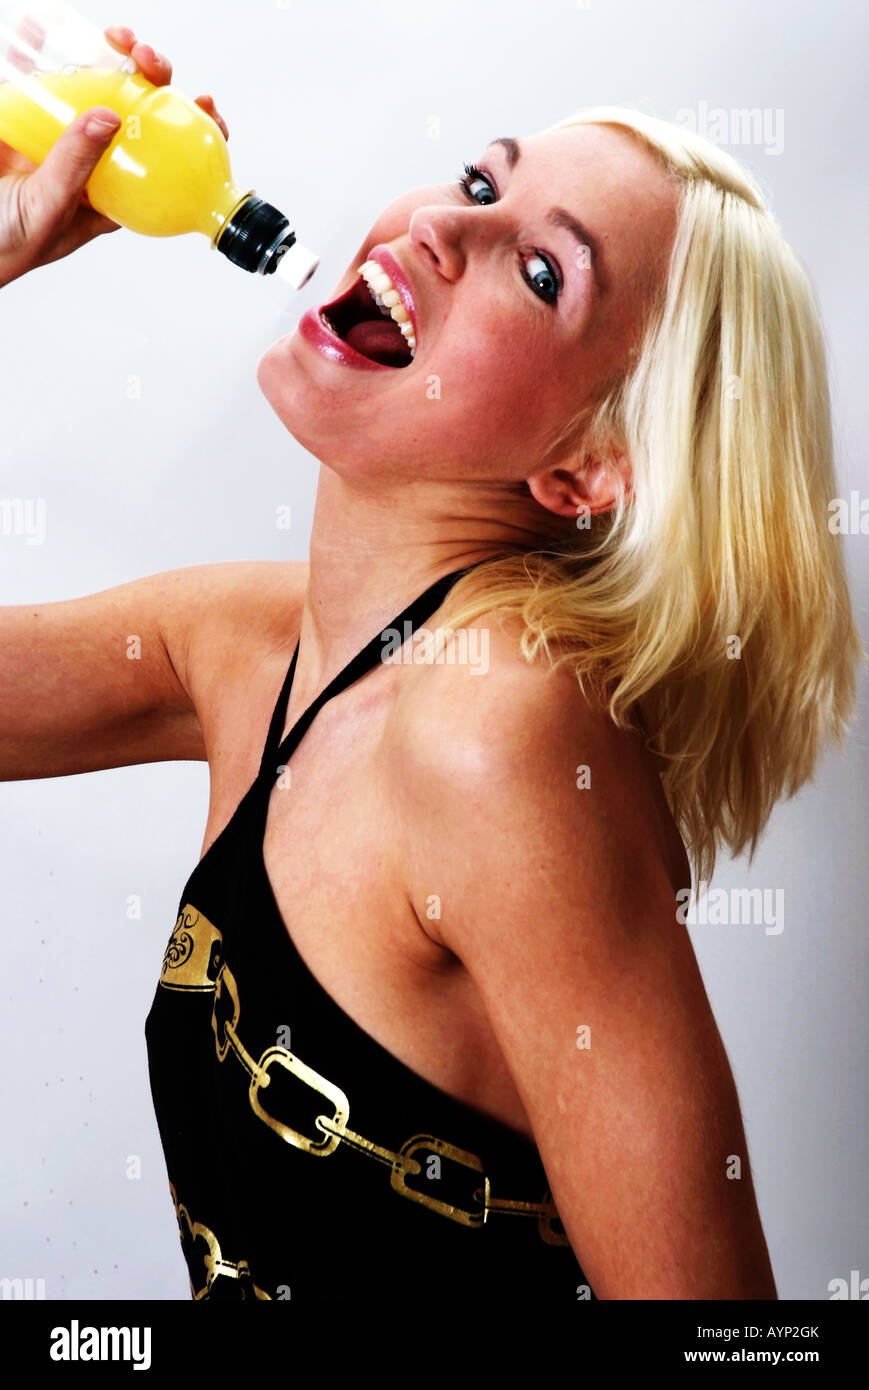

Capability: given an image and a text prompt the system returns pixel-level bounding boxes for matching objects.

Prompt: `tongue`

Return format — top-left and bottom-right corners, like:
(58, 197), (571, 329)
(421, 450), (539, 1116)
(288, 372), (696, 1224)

(345, 317), (411, 367)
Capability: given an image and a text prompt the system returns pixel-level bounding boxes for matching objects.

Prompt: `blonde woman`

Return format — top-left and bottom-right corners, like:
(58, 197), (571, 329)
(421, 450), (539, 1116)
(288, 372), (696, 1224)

(1, 24), (861, 1303)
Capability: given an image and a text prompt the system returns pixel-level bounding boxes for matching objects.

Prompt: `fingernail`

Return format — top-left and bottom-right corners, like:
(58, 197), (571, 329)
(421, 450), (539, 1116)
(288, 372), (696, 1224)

(137, 43), (155, 62)
(85, 113), (121, 138)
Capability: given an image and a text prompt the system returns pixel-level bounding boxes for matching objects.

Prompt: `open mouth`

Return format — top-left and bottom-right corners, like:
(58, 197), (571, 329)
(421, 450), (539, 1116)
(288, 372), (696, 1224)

(320, 271), (415, 369)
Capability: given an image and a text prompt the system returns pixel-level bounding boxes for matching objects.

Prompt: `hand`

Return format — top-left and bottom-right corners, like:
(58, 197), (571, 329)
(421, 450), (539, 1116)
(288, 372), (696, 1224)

(0, 22), (229, 287)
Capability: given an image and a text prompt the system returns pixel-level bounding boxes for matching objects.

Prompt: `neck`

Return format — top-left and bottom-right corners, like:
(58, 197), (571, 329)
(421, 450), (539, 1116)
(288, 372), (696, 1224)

(289, 465), (557, 706)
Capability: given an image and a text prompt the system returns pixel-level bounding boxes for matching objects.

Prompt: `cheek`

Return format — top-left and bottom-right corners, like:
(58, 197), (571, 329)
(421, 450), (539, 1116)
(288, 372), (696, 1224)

(429, 312), (556, 437)
(399, 354), (556, 479)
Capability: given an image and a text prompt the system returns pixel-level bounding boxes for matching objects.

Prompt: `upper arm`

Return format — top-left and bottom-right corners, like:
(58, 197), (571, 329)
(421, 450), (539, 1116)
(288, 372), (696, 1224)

(0, 568), (203, 780)
(0, 560), (305, 781)
(401, 656), (776, 1300)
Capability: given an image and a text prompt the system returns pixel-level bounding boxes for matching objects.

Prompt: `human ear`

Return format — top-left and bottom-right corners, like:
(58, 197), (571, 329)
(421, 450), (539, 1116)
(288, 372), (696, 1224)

(527, 448), (633, 521)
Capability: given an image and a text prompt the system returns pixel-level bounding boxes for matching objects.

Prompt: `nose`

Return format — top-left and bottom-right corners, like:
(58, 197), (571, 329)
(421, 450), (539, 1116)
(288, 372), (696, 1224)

(407, 204), (469, 283)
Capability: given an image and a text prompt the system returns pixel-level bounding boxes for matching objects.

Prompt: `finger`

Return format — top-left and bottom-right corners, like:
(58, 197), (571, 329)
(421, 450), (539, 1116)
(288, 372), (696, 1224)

(61, 206), (122, 251)
(78, 207), (121, 236)
(194, 95), (229, 142)
(130, 41), (172, 86)
(22, 108), (120, 238)
(104, 27), (172, 86)
(103, 24), (137, 55)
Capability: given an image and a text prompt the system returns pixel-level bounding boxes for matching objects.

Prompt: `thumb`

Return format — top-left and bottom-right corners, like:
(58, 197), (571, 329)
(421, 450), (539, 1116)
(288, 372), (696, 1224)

(25, 107), (121, 231)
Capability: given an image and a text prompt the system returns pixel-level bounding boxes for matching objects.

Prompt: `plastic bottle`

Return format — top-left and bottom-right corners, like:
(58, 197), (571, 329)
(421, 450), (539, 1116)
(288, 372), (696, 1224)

(0, 1), (319, 285)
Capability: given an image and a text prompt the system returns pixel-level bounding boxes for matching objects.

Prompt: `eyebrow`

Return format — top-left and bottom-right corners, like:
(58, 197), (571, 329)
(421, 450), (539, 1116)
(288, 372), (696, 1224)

(488, 136), (605, 295)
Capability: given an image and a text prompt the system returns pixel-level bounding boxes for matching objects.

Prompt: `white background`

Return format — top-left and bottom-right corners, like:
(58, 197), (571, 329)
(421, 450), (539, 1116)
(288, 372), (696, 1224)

(0, 0), (866, 1300)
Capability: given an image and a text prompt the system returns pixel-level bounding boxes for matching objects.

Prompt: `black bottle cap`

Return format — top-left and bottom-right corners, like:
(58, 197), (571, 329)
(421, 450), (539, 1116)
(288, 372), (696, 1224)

(217, 195), (300, 276)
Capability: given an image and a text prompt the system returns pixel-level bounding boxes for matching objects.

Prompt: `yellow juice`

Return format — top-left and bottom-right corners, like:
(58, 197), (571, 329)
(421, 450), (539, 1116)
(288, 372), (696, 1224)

(0, 64), (251, 240)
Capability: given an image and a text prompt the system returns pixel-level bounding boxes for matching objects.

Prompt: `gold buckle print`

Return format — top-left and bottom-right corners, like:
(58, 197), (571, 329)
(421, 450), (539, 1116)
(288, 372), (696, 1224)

(250, 1047), (350, 1155)
(163, 898), (572, 1247)
(159, 905), (223, 991)
(389, 1135), (488, 1227)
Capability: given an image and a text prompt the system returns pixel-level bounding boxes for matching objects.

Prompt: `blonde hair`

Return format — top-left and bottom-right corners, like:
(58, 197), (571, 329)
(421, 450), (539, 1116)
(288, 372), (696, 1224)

(438, 105), (864, 887)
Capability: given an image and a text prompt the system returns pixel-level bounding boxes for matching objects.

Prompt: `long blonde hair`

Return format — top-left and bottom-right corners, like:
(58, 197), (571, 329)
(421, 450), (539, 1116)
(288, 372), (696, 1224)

(438, 105), (864, 887)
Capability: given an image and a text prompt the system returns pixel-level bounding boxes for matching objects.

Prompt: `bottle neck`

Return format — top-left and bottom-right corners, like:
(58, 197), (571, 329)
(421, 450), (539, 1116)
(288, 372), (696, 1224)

(213, 194), (298, 275)
(210, 186), (255, 247)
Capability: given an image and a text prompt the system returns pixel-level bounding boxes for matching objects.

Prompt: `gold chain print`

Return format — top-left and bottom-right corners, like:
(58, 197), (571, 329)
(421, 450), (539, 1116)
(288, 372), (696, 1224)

(159, 904), (569, 1245)
(167, 1181), (271, 1300)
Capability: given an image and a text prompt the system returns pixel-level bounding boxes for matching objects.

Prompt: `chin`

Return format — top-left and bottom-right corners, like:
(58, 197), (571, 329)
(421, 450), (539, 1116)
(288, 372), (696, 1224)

(256, 339), (301, 426)
(255, 340), (338, 467)
(256, 335), (286, 395)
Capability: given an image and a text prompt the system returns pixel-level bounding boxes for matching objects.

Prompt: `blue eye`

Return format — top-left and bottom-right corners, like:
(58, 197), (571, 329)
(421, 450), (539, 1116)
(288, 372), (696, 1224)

(457, 162), (562, 306)
(522, 252), (560, 306)
(459, 161), (497, 206)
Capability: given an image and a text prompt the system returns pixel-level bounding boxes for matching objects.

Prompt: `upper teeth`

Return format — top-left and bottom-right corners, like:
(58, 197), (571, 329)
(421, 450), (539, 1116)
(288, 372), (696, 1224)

(358, 259), (416, 358)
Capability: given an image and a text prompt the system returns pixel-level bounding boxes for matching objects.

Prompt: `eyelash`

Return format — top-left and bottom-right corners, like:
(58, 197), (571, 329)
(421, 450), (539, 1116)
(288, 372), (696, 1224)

(457, 162), (562, 306)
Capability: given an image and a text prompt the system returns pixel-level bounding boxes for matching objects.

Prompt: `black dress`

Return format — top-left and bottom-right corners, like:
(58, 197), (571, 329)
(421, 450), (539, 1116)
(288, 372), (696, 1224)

(145, 564), (597, 1304)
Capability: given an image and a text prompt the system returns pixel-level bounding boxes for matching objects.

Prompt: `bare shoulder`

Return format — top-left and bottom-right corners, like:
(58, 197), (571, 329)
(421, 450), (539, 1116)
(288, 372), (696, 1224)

(391, 607), (690, 919)
(391, 610), (772, 1299)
